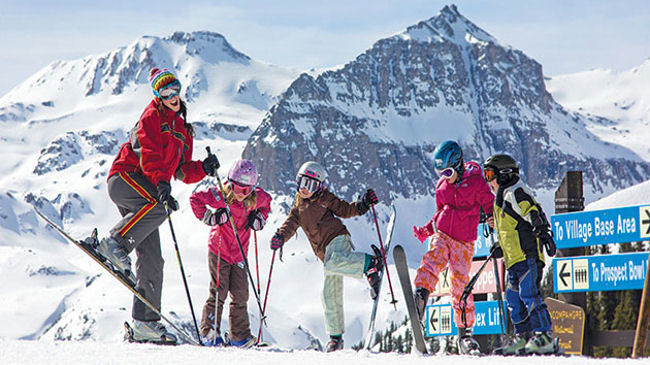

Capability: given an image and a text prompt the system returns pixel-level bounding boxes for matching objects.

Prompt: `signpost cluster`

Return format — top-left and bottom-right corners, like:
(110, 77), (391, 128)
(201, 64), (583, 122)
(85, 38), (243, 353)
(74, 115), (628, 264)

(551, 171), (650, 357)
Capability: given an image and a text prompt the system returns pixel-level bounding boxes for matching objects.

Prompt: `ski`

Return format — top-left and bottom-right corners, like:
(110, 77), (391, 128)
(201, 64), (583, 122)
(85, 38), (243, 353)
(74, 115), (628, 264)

(364, 204), (397, 351)
(393, 244), (428, 354)
(34, 208), (200, 346)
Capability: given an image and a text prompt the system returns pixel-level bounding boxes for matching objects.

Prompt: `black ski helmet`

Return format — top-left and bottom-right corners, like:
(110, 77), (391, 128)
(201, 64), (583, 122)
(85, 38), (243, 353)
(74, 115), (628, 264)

(483, 154), (519, 184)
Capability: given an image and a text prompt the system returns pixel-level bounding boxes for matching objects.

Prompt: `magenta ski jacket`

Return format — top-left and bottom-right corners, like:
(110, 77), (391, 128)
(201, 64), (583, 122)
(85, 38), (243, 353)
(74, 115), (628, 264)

(190, 186), (272, 265)
(427, 161), (494, 243)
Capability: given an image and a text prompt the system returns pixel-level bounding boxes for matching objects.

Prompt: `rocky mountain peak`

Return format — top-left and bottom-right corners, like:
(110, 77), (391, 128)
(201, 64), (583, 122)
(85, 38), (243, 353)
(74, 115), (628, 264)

(243, 6), (650, 207)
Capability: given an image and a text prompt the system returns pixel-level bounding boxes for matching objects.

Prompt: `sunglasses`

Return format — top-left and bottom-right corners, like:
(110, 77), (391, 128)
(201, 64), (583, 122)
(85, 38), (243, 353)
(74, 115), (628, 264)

(436, 167), (455, 178)
(297, 175), (321, 193)
(159, 82), (181, 100)
(229, 179), (253, 196)
(484, 167), (497, 182)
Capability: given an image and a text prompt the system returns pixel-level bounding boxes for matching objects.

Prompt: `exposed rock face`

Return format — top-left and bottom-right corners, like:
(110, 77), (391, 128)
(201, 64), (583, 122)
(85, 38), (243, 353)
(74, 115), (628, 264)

(243, 5), (650, 203)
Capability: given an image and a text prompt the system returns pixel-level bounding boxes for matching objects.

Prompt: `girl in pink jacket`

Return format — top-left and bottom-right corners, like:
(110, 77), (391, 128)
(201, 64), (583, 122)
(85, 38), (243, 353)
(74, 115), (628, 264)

(190, 159), (272, 348)
(412, 140), (494, 355)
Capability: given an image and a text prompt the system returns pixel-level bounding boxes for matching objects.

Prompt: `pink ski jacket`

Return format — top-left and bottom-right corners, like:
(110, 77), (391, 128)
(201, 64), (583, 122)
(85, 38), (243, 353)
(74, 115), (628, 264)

(190, 187), (272, 264)
(427, 161), (494, 243)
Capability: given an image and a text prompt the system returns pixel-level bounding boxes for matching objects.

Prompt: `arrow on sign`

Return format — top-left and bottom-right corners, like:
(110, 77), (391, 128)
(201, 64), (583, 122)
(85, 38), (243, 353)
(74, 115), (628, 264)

(430, 308), (438, 331)
(643, 210), (650, 235)
(559, 262), (571, 287)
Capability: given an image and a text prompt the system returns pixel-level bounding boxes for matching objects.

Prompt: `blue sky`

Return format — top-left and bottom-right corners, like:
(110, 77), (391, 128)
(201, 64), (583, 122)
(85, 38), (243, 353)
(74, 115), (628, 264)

(1, 0), (649, 96)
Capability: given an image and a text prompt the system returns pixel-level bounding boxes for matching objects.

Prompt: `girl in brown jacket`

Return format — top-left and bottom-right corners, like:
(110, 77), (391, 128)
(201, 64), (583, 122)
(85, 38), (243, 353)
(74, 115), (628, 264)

(270, 161), (381, 352)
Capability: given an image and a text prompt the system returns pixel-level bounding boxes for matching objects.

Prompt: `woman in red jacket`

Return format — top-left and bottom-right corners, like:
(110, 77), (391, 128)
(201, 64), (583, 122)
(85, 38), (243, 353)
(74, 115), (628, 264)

(190, 159), (272, 348)
(92, 67), (220, 344)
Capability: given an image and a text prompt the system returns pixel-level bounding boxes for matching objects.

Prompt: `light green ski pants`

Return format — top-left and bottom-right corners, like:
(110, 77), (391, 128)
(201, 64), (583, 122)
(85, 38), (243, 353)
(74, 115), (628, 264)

(322, 234), (368, 336)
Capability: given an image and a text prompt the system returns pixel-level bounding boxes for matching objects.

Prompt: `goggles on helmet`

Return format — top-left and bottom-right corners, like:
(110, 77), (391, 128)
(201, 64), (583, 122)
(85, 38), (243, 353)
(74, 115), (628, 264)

(483, 167), (497, 182)
(297, 175), (321, 193)
(436, 167), (455, 178)
(159, 81), (181, 100)
(229, 179), (253, 196)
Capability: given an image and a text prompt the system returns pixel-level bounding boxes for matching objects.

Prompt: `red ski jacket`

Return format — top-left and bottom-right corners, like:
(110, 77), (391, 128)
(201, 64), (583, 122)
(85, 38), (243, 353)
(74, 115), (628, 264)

(426, 161), (494, 243)
(190, 187), (272, 265)
(109, 99), (206, 186)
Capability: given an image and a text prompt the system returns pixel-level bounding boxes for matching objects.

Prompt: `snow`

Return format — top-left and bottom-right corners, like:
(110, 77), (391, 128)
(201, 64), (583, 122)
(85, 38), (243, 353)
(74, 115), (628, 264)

(547, 59), (650, 160)
(0, 338), (642, 364)
(1, 14), (650, 363)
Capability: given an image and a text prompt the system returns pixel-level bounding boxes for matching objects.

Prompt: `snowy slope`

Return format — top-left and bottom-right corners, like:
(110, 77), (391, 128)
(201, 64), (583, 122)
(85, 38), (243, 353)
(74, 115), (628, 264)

(1, 338), (640, 365)
(547, 59), (650, 160)
(0, 29), (420, 350)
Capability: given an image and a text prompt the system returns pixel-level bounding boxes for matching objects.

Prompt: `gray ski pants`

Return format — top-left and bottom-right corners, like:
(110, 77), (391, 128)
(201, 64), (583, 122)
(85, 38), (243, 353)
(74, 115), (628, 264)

(322, 234), (368, 336)
(107, 172), (168, 321)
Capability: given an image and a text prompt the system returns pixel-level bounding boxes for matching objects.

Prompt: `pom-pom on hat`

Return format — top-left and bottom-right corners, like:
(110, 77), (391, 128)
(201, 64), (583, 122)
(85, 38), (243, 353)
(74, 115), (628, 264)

(149, 68), (179, 95)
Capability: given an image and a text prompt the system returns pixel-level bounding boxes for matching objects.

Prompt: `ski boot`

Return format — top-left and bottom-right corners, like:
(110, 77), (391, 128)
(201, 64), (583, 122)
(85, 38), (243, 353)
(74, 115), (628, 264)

(126, 319), (177, 345)
(457, 327), (481, 355)
(524, 331), (560, 355)
(413, 287), (430, 321)
(493, 332), (530, 355)
(230, 335), (257, 349)
(325, 335), (344, 352)
(93, 235), (135, 286)
(365, 245), (384, 300)
(201, 328), (225, 347)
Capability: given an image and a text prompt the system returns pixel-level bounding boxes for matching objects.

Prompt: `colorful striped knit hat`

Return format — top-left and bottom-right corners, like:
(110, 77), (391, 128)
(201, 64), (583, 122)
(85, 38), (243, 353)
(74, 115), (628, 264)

(149, 68), (179, 95)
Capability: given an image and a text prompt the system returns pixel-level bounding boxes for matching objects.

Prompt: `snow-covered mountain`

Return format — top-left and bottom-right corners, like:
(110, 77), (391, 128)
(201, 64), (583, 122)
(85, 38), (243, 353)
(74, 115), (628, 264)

(547, 59), (650, 160)
(243, 5), (649, 208)
(2, 7), (650, 353)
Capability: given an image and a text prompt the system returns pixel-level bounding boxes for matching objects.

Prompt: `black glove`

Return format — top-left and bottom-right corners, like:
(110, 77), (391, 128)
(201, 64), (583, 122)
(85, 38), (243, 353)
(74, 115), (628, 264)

(356, 188), (378, 215)
(247, 209), (266, 231)
(530, 210), (556, 256)
(157, 181), (178, 211)
(490, 243), (503, 258)
(270, 233), (284, 250)
(202, 153), (220, 177)
(539, 231), (557, 256)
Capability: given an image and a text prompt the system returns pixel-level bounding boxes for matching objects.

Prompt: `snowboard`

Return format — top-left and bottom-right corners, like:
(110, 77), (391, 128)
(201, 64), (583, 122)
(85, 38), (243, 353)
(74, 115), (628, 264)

(393, 244), (428, 354)
(34, 207), (200, 346)
(364, 204), (397, 350)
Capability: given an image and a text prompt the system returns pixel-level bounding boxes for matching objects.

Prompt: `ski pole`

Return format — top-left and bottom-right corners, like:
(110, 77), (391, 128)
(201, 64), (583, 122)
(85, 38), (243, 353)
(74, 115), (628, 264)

(490, 231), (507, 339)
(205, 147), (266, 324)
(370, 204), (397, 309)
(165, 204), (202, 345)
(211, 226), (223, 346)
(257, 250), (277, 344)
(459, 248), (495, 327)
(254, 231), (261, 296)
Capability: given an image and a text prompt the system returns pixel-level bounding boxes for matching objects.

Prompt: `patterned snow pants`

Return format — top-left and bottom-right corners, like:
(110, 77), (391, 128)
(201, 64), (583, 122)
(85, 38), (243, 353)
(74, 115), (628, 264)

(414, 231), (475, 328)
(322, 234), (368, 336)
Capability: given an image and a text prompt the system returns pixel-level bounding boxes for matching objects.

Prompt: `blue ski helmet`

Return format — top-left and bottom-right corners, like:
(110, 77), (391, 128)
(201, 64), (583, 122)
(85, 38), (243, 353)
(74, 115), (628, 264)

(433, 140), (463, 171)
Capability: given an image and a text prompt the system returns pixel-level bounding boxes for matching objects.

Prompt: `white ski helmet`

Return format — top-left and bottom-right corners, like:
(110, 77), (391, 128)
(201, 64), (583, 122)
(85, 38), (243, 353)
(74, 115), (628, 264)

(296, 161), (327, 183)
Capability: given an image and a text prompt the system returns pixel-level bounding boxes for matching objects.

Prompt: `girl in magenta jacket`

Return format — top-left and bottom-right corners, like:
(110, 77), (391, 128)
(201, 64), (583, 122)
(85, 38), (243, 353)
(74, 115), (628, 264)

(412, 141), (494, 355)
(190, 159), (271, 348)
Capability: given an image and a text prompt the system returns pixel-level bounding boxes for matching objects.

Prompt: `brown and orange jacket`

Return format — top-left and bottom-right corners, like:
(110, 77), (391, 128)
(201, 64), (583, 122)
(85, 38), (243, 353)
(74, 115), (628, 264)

(276, 187), (363, 261)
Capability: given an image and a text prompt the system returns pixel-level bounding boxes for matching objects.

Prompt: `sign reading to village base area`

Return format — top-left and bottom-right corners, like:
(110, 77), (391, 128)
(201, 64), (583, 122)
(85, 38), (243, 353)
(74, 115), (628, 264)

(550, 204), (650, 249)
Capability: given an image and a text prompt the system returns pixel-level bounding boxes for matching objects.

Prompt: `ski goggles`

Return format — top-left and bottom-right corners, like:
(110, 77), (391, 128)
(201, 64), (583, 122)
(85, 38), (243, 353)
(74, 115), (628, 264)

(436, 167), (455, 178)
(483, 167), (497, 182)
(297, 175), (321, 193)
(229, 179), (253, 196)
(158, 81), (181, 100)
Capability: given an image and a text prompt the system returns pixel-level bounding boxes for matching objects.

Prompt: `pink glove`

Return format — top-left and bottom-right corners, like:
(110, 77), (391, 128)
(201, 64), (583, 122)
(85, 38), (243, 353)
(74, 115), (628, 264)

(413, 223), (433, 243)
